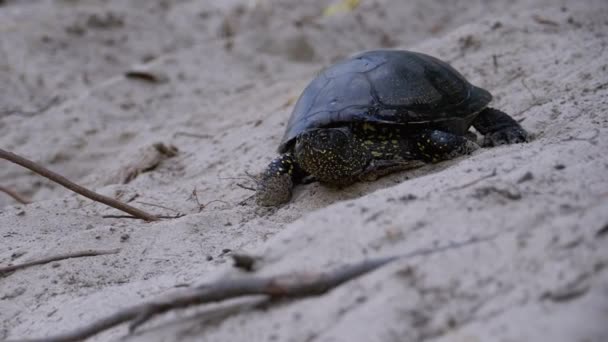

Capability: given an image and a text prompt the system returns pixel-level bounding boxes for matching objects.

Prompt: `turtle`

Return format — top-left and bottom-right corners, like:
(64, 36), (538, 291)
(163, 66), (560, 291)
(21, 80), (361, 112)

(255, 49), (527, 206)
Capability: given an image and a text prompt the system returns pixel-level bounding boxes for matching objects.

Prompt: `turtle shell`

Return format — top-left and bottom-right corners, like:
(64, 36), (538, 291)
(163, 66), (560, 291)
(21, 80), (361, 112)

(278, 50), (492, 153)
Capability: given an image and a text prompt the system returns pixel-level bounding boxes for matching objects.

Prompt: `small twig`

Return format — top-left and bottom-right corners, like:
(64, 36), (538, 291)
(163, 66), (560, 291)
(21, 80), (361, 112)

(532, 14), (559, 27)
(0, 96), (61, 118)
(561, 128), (600, 144)
(447, 169), (497, 191)
(200, 199), (229, 210)
(0, 185), (31, 204)
(219, 173), (260, 189)
(244, 171), (260, 183)
(188, 189), (230, 212)
(173, 132), (213, 139)
(520, 78), (538, 103)
(238, 194), (255, 206)
(136, 201), (181, 214)
(0, 248), (120, 275)
(236, 183), (256, 191)
(503, 69), (526, 84)
(102, 214), (185, 220)
(513, 103), (538, 118)
(10, 235), (491, 342)
(126, 193), (140, 203)
(189, 187), (204, 212)
(0, 148), (158, 222)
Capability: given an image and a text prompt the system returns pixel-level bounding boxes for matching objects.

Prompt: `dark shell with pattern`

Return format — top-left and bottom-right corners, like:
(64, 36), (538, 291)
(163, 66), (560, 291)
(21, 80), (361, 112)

(278, 50), (492, 153)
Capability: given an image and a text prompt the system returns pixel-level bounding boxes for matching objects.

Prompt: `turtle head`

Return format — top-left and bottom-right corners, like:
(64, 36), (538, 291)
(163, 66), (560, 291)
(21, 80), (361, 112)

(295, 127), (368, 183)
(296, 127), (352, 154)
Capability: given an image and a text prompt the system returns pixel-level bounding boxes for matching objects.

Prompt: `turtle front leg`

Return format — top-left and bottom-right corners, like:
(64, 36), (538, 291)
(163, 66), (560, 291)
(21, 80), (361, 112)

(472, 107), (528, 146)
(412, 129), (480, 163)
(256, 153), (306, 206)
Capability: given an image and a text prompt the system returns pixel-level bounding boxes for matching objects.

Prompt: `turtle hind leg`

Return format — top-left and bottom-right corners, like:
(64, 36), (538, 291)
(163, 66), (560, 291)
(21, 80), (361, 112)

(255, 153), (306, 206)
(412, 129), (479, 163)
(472, 107), (528, 146)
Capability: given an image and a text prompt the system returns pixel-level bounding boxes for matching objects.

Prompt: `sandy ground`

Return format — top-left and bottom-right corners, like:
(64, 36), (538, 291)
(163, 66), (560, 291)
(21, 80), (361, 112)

(1, 0), (608, 341)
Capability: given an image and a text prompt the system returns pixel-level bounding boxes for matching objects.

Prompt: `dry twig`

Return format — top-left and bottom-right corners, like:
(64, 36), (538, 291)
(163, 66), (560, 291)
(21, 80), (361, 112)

(236, 183), (256, 191)
(189, 187), (203, 212)
(0, 248), (120, 276)
(102, 214), (184, 220)
(532, 14), (559, 27)
(135, 201), (181, 214)
(173, 132), (213, 139)
(0, 185), (31, 204)
(0, 148), (158, 221)
(520, 78), (539, 103)
(0, 96), (61, 118)
(200, 199), (229, 210)
(447, 169), (497, 191)
(11, 236), (491, 342)
(188, 189), (229, 212)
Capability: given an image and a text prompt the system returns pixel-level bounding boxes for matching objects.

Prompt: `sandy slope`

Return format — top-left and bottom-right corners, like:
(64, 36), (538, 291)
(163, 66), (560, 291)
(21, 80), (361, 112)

(1, 0), (607, 341)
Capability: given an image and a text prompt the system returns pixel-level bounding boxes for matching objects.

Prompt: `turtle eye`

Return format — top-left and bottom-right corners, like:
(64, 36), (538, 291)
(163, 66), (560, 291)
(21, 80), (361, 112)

(329, 127), (351, 141)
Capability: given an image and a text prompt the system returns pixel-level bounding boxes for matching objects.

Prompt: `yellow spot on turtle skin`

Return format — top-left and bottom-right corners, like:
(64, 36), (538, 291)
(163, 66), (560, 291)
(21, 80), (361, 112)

(364, 140), (374, 145)
(362, 123), (376, 131)
(371, 151), (384, 157)
(426, 139), (431, 143)
(392, 140), (398, 144)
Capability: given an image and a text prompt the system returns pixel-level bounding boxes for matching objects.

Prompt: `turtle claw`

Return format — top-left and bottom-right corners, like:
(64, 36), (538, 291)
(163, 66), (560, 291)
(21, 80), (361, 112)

(255, 173), (293, 207)
(460, 139), (481, 154)
(443, 139), (479, 160)
(255, 153), (303, 206)
(482, 126), (528, 147)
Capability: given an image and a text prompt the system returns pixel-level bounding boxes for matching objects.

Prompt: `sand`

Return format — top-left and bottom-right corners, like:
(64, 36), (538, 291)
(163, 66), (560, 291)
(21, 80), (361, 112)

(1, 0), (607, 341)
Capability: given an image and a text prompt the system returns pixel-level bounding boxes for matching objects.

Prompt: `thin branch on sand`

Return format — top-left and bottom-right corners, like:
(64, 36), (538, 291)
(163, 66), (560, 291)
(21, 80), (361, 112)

(0, 148), (158, 221)
(236, 183), (256, 191)
(0, 96), (61, 118)
(12, 236), (492, 342)
(188, 189), (230, 212)
(0, 248), (120, 276)
(0, 185), (31, 204)
(102, 214), (185, 220)
(447, 168), (497, 191)
(135, 201), (182, 214)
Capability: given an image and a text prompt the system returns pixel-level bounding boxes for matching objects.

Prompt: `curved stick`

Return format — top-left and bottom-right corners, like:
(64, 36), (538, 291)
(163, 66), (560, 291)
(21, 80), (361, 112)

(9, 235), (493, 342)
(0, 148), (158, 221)
(0, 249), (120, 275)
(0, 185), (31, 204)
